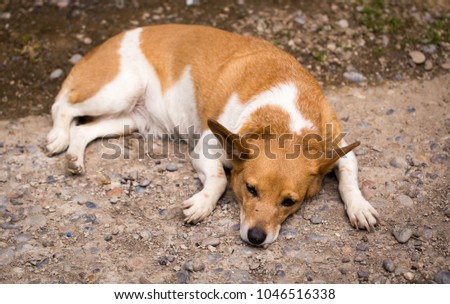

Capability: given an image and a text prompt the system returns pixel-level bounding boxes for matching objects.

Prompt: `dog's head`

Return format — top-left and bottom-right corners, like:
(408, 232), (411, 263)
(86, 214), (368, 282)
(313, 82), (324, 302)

(208, 119), (359, 246)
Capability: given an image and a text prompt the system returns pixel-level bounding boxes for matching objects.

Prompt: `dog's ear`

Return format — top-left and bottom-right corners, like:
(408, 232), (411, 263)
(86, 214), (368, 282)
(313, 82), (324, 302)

(207, 119), (248, 161)
(318, 141), (360, 174)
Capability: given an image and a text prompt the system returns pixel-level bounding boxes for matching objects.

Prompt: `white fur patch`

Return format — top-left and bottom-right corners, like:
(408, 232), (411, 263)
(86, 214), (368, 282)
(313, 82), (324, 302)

(218, 83), (314, 134)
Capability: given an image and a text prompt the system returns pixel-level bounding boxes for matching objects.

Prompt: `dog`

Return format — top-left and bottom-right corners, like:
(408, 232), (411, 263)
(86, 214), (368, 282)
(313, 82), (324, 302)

(47, 24), (379, 246)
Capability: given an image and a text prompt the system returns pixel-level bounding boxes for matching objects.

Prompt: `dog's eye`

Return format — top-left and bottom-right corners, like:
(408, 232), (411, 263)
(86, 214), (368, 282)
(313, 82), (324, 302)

(246, 183), (258, 197)
(281, 198), (296, 207)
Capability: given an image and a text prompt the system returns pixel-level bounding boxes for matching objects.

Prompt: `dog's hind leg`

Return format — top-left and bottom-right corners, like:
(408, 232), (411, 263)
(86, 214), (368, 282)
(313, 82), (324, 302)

(66, 115), (137, 175)
(182, 131), (228, 223)
(46, 94), (79, 155)
(335, 139), (380, 231)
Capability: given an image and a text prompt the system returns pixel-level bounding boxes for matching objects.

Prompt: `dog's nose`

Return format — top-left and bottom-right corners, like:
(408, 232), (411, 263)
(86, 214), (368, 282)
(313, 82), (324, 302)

(247, 227), (267, 245)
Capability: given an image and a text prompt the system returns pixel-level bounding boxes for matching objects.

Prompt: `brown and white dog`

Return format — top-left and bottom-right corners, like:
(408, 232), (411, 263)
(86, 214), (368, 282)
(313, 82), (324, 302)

(47, 24), (379, 246)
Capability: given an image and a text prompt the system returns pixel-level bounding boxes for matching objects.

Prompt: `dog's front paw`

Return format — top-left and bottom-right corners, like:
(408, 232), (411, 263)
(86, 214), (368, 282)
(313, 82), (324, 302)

(46, 129), (69, 156)
(346, 198), (380, 231)
(181, 191), (216, 224)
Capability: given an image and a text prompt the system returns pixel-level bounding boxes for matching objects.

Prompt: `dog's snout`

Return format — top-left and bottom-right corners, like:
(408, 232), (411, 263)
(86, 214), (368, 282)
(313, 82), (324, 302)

(247, 227), (267, 245)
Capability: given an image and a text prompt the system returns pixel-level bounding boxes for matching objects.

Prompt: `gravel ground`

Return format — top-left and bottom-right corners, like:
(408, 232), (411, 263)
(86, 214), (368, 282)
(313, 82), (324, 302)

(0, 75), (448, 283)
(0, 0), (449, 284)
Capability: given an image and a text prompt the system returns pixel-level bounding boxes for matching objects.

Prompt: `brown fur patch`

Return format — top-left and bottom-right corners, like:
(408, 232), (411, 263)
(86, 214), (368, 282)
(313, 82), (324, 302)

(63, 32), (124, 104)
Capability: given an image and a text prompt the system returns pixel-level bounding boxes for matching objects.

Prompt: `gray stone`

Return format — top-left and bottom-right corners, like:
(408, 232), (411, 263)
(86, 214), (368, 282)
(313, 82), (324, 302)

(0, 247), (15, 266)
(165, 163), (178, 172)
(420, 44), (437, 54)
(385, 182), (396, 193)
(85, 201), (97, 209)
(24, 214), (47, 229)
(138, 178), (151, 187)
(207, 254), (223, 263)
(337, 19), (349, 28)
(15, 233), (32, 243)
(344, 71), (366, 83)
(176, 270), (189, 284)
(0, 167), (10, 182)
(57, 0), (70, 8)
(435, 271), (450, 284)
(184, 259), (205, 272)
(294, 10), (306, 26)
(0, 195), (9, 207)
(424, 60), (433, 71)
(310, 215), (321, 224)
(202, 237), (220, 247)
(49, 69), (64, 79)
(139, 230), (152, 241)
(307, 232), (327, 242)
(382, 259), (395, 272)
(430, 153), (448, 164)
(389, 157), (408, 169)
(69, 54), (83, 65)
(392, 227), (412, 243)
(356, 243), (367, 251)
(357, 270), (369, 280)
(409, 50), (426, 64)
(445, 208), (450, 218)
(0, 12), (11, 20)
(398, 194), (413, 207)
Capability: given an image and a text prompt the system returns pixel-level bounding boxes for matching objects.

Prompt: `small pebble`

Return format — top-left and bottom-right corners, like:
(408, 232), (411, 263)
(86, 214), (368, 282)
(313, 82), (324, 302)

(57, 0), (70, 9)
(0, 12), (11, 20)
(112, 228), (120, 235)
(356, 243), (367, 251)
(398, 194), (413, 207)
(310, 215), (321, 224)
(165, 163), (178, 172)
(344, 71), (366, 83)
(109, 197), (119, 204)
(201, 237), (220, 247)
(389, 157), (408, 169)
(85, 201), (97, 209)
(276, 269), (285, 277)
(140, 230), (152, 241)
(386, 109), (394, 115)
(357, 270), (369, 280)
(424, 60), (433, 71)
(406, 106), (416, 113)
(440, 61), (450, 70)
(339, 268), (347, 274)
(49, 69), (63, 80)
(444, 208), (450, 218)
(0, 247), (15, 266)
(337, 19), (349, 28)
(392, 227), (412, 243)
(435, 271), (450, 284)
(176, 271), (189, 284)
(158, 257), (169, 266)
(46, 175), (56, 184)
(69, 54), (83, 65)
(408, 50), (426, 64)
(382, 259), (395, 272)
(104, 235), (112, 242)
(138, 178), (151, 187)
(403, 272), (415, 281)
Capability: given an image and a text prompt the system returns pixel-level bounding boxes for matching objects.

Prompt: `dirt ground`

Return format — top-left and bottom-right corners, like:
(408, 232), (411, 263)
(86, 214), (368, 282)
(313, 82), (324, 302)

(0, 0), (449, 284)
